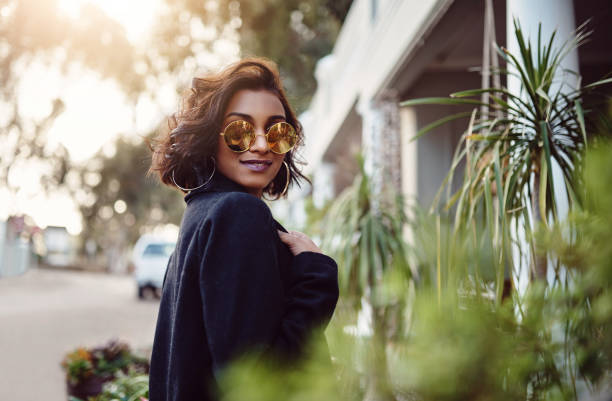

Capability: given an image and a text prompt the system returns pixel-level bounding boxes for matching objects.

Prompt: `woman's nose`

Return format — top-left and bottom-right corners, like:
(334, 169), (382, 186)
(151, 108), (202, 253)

(249, 128), (270, 153)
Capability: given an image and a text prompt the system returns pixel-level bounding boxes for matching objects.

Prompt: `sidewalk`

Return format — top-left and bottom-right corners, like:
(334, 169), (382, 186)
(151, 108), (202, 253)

(0, 267), (159, 401)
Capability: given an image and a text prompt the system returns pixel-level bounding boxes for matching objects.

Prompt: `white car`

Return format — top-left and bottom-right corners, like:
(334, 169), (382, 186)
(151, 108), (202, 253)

(132, 235), (176, 299)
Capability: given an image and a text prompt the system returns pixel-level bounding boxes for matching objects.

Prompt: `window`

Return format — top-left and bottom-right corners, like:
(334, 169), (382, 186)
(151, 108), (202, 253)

(143, 243), (174, 258)
(370, 0), (378, 23)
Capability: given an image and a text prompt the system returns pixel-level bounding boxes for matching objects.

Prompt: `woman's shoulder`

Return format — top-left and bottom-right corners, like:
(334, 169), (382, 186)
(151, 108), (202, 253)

(192, 191), (273, 227)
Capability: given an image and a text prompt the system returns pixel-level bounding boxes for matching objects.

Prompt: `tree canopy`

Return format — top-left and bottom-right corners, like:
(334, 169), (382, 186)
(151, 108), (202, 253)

(2, 0), (352, 258)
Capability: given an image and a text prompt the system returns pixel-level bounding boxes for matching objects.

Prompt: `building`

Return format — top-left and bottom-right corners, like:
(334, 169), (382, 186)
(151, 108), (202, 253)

(0, 215), (39, 277)
(291, 0), (610, 224)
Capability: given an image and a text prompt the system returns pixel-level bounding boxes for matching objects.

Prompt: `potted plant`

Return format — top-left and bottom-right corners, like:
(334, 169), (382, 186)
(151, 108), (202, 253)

(400, 19), (612, 290)
(61, 340), (149, 400)
(88, 370), (150, 401)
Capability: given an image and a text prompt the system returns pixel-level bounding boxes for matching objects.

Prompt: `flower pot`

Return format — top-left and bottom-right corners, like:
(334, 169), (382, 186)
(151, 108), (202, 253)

(66, 375), (111, 399)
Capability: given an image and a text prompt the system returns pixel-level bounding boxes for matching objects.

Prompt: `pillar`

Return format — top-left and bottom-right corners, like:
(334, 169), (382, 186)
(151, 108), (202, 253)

(358, 90), (402, 212)
(506, 0), (578, 284)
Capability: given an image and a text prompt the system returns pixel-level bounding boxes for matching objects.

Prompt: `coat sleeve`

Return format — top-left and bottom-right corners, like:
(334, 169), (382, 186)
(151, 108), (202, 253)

(198, 193), (339, 377)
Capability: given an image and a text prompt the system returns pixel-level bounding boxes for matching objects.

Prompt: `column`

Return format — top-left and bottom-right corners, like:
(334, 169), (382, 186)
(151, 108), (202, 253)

(358, 90), (402, 212)
(399, 106), (418, 242)
(507, 0), (578, 218)
(507, 0), (579, 94)
(506, 0), (578, 283)
(312, 162), (336, 210)
(506, 0), (579, 218)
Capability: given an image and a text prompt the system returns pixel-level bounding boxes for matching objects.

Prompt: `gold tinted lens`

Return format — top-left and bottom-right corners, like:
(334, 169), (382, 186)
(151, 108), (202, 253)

(267, 122), (297, 154)
(223, 120), (254, 152)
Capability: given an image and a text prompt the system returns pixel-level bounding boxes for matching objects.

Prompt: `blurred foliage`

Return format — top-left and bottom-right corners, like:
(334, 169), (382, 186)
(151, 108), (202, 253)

(216, 328), (341, 401)
(74, 134), (184, 255)
(536, 142), (612, 385)
(211, 143), (612, 401)
(0, 0), (143, 193)
(89, 370), (150, 401)
(315, 156), (412, 400)
(320, 156), (412, 304)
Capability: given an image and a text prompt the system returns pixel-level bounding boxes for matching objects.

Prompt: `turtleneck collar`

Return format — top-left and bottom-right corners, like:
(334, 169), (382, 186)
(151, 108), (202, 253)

(183, 170), (250, 204)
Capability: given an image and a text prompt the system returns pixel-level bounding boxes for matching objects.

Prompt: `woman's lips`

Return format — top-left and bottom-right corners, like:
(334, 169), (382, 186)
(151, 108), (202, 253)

(240, 159), (272, 172)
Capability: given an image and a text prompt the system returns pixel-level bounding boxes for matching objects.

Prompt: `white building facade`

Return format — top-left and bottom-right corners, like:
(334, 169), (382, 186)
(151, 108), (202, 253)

(297, 0), (610, 218)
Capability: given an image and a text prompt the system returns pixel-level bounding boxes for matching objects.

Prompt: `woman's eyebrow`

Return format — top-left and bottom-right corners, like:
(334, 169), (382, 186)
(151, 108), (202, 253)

(224, 112), (251, 120)
(224, 112), (286, 122)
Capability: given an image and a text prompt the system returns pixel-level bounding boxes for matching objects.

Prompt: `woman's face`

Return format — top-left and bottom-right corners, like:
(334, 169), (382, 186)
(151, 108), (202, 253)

(215, 89), (287, 198)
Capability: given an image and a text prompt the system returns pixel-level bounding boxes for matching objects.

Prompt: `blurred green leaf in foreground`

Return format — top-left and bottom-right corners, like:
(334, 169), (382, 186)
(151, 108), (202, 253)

(215, 142), (612, 401)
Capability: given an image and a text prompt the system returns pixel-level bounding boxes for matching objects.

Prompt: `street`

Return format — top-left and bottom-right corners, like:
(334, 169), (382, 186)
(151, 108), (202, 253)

(0, 267), (159, 401)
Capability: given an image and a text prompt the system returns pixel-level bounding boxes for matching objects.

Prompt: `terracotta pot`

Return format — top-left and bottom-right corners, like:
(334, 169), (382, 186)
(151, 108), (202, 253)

(66, 375), (111, 399)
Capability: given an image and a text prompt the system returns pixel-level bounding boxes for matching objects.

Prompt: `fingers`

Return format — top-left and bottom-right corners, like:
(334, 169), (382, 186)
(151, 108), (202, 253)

(277, 230), (306, 245)
(277, 229), (322, 255)
(276, 230), (291, 243)
(277, 230), (316, 245)
(277, 230), (303, 238)
(277, 230), (294, 240)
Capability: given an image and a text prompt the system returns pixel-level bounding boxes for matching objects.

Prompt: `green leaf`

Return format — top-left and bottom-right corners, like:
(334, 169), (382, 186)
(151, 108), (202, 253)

(535, 87), (551, 105)
(581, 76), (612, 90)
(574, 99), (587, 149)
(539, 120), (558, 220)
(359, 221), (369, 291)
(399, 97), (488, 107)
(493, 144), (505, 216)
(408, 112), (474, 142)
(366, 217), (377, 286)
(539, 150), (549, 227)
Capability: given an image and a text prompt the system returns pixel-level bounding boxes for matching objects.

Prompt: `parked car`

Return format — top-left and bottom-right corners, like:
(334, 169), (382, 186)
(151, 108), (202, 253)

(132, 235), (176, 299)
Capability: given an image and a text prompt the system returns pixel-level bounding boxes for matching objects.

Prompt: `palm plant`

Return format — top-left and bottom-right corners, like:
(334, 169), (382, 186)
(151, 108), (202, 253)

(319, 156), (413, 401)
(400, 19), (611, 293)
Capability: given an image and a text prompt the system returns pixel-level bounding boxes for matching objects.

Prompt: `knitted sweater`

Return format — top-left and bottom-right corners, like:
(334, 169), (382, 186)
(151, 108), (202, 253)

(148, 172), (339, 401)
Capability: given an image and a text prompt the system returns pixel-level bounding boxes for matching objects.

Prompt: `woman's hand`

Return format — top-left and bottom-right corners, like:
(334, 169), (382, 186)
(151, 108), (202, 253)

(277, 230), (322, 256)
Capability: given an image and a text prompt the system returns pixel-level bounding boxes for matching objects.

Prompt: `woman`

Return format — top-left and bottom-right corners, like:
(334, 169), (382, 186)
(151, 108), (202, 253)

(147, 57), (339, 401)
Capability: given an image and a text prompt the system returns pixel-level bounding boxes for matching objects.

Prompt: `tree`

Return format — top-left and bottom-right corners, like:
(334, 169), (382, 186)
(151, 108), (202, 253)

(2, 0), (352, 257)
(155, 0), (351, 113)
(0, 0), (146, 187)
(2, 0), (351, 191)
(76, 133), (184, 266)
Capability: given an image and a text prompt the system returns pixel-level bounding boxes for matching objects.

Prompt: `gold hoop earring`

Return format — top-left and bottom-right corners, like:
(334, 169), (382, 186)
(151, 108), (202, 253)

(280, 161), (290, 197)
(263, 161), (290, 201)
(171, 158), (216, 193)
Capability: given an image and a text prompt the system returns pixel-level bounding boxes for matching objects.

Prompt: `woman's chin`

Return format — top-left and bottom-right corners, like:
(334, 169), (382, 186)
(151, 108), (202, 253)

(235, 178), (268, 196)
(238, 166), (279, 189)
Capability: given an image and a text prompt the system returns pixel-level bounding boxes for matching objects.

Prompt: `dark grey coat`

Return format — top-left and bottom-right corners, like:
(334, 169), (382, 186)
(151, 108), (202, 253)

(148, 172), (339, 401)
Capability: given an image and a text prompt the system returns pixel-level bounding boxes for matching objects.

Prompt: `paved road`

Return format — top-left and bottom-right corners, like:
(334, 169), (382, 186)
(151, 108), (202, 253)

(0, 267), (160, 401)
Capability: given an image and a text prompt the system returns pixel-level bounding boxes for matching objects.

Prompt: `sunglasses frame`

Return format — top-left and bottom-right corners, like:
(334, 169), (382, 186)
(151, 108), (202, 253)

(219, 119), (297, 154)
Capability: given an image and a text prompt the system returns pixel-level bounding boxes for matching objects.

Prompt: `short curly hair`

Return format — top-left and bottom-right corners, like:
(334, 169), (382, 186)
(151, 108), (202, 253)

(148, 57), (309, 198)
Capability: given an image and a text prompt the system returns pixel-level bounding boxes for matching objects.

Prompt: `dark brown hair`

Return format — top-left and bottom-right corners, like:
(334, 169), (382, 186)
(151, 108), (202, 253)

(148, 57), (309, 198)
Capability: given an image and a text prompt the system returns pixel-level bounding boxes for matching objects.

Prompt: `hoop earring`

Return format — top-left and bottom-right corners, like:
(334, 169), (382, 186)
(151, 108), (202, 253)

(280, 161), (290, 197)
(264, 161), (290, 201)
(171, 158), (216, 193)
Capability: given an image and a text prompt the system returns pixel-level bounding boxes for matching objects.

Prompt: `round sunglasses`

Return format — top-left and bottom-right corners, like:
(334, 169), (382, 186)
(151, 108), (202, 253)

(219, 120), (297, 154)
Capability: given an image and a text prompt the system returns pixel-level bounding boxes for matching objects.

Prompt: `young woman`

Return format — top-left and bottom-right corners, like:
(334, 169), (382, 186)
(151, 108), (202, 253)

(147, 58), (339, 401)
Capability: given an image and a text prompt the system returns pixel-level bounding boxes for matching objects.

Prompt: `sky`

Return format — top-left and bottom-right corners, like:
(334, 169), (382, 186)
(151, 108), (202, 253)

(57, 0), (162, 43)
(2, 0), (239, 235)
